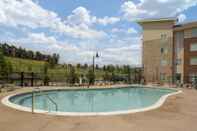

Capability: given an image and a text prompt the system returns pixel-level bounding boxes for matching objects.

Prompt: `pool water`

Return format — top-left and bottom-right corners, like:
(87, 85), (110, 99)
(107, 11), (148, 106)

(9, 87), (176, 113)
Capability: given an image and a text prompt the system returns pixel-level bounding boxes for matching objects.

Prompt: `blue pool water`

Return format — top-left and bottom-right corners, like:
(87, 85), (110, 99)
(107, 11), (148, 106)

(9, 87), (176, 113)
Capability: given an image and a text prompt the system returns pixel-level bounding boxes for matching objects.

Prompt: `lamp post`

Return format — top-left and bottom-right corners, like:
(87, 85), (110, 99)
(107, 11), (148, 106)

(92, 52), (99, 85)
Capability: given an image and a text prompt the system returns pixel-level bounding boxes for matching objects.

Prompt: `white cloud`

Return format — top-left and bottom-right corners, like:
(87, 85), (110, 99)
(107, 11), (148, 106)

(96, 16), (120, 26)
(17, 32), (78, 52)
(0, 0), (106, 39)
(0, 0), (143, 66)
(75, 36), (142, 66)
(67, 7), (93, 27)
(178, 14), (187, 23)
(121, 0), (197, 21)
(112, 27), (137, 34)
(102, 45), (142, 66)
(121, 1), (148, 20)
(66, 6), (120, 26)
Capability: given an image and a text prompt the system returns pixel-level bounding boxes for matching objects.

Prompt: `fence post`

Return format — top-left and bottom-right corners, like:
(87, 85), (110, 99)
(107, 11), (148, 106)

(31, 72), (34, 87)
(32, 91), (35, 113)
(21, 72), (24, 87)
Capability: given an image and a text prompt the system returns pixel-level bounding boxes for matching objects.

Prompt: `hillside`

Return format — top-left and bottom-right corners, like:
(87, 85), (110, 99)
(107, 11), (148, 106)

(4, 56), (139, 84)
(5, 57), (46, 73)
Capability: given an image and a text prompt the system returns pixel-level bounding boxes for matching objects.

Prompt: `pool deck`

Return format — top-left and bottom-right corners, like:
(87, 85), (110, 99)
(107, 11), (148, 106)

(0, 86), (197, 131)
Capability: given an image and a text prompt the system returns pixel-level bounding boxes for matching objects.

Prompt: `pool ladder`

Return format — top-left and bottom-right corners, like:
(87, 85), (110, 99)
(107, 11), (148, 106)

(31, 88), (58, 113)
(45, 94), (58, 112)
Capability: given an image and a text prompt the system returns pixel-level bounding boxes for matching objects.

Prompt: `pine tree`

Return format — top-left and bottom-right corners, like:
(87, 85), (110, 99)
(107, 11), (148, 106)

(0, 50), (9, 77)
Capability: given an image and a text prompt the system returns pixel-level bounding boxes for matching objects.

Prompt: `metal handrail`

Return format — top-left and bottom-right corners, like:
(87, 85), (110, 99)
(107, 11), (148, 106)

(45, 94), (58, 112)
(31, 88), (58, 113)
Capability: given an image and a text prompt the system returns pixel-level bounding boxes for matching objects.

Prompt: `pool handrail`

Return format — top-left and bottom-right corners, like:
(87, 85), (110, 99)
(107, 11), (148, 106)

(45, 94), (58, 112)
(32, 88), (58, 112)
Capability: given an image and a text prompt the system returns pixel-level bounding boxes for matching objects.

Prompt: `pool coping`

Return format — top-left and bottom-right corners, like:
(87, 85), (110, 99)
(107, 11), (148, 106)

(1, 86), (182, 116)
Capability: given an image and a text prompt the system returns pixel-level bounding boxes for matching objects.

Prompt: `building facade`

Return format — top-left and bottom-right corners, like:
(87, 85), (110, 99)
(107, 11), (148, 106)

(138, 18), (197, 84)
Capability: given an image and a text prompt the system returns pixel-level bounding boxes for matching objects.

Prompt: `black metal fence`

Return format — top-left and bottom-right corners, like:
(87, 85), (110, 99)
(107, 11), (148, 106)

(0, 71), (143, 87)
(0, 72), (43, 87)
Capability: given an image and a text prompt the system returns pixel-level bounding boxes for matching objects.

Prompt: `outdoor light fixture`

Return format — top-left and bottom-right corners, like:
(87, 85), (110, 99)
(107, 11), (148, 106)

(92, 52), (99, 86)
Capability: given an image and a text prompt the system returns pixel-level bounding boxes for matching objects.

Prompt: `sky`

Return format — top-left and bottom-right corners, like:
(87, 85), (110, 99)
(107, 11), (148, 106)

(0, 0), (197, 66)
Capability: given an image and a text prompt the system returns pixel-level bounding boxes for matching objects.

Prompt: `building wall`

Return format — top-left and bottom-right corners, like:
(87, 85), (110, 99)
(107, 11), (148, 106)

(184, 37), (197, 83)
(173, 31), (185, 83)
(174, 27), (197, 84)
(141, 21), (174, 83)
(143, 39), (161, 82)
(184, 29), (193, 38)
(140, 20), (197, 84)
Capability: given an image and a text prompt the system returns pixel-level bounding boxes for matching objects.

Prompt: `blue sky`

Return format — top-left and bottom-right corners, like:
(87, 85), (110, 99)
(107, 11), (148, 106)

(0, 0), (197, 66)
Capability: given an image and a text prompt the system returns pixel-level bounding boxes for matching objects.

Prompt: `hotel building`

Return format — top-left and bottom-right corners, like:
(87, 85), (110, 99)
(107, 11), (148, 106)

(138, 18), (197, 84)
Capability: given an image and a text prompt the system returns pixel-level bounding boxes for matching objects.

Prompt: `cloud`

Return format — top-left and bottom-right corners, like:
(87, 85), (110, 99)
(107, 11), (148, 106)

(0, 0), (106, 39)
(0, 0), (142, 66)
(96, 16), (120, 26)
(178, 14), (187, 23)
(101, 45), (142, 66)
(76, 36), (142, 66)
(67, 7), (93, 27)
(66, 6), (120, 26)
(121, 0), (197, 21)
(121, 1), (148, 21)
(112, 27), (138, 34)
(16, 32), (79, 52)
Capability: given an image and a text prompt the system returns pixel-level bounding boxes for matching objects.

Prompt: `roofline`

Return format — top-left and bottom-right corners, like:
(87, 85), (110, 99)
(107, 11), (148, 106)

(174, 21), (197, 31)
(137, 17), (177, 24)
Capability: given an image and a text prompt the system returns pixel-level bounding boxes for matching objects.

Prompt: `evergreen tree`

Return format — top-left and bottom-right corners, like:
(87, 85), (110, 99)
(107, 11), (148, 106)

(0, 50), (12, 77)
(86, 69), (95, 85)
(43, 63), (49, 86)
(67, 66), (78, 85)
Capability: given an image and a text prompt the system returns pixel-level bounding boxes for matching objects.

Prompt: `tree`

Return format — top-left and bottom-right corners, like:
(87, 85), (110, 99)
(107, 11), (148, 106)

(43, 63), (49, 86)
(0, 50), (11, 77)
(67, 66), (78, 85)
(5, 61), (13, 75)
(95, 64), (99, 70)
(102, 65), (105, 71)
(83, 63), (88, 69)
(103, 71), (111, 82)
(120, 65), (132, 83)
(86, 69), (95, 85)
(76, 63), (81, 69)
(0, 43), (60, 63)
(105, 65), (115, 72)
(111, 72), (117, 83)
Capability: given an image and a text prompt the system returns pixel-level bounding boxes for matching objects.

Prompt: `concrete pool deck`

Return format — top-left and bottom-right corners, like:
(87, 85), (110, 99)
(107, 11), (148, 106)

(0, 87), (197, 131)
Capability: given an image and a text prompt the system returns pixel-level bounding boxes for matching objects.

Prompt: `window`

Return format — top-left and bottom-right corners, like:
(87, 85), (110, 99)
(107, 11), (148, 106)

(192, 28), (197, 37)
(161, 48), (168, 54)
(161, 48), (164, 54)
(160, 73), (166, 81)
(161, 60), (168, 66)
(175, 73), (181, 82)
(176, 59), (182, 65)
(190, 57), (197, 65)
(164, 48), (168, 54)
(175, 32), (184, 53)
(161, 34), (167, 40)
(189, 73), (197, 83)
(190, 43), (197, 51)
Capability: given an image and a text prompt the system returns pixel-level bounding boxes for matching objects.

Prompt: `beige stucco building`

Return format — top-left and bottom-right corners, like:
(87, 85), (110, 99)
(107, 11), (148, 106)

(138, 18), (197, 84)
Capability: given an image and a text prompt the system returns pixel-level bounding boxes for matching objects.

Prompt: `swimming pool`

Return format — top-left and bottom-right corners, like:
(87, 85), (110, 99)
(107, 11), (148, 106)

(2, 86), (181, 116)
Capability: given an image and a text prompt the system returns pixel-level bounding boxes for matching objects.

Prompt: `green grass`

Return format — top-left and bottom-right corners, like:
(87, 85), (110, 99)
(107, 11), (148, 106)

(5, 57), (95, 75)
(5, 57), (46, 73)
(5, 57), (125, 80)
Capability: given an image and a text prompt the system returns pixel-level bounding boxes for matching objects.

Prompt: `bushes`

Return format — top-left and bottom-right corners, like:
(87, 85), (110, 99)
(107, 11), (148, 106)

(66, 66), (79, 85)
(0, 50), (13, 77)
(86, 69), (95, 85)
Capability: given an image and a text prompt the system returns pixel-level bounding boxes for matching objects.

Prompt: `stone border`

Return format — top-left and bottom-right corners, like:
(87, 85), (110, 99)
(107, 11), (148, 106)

(1, 86), (182, 116)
